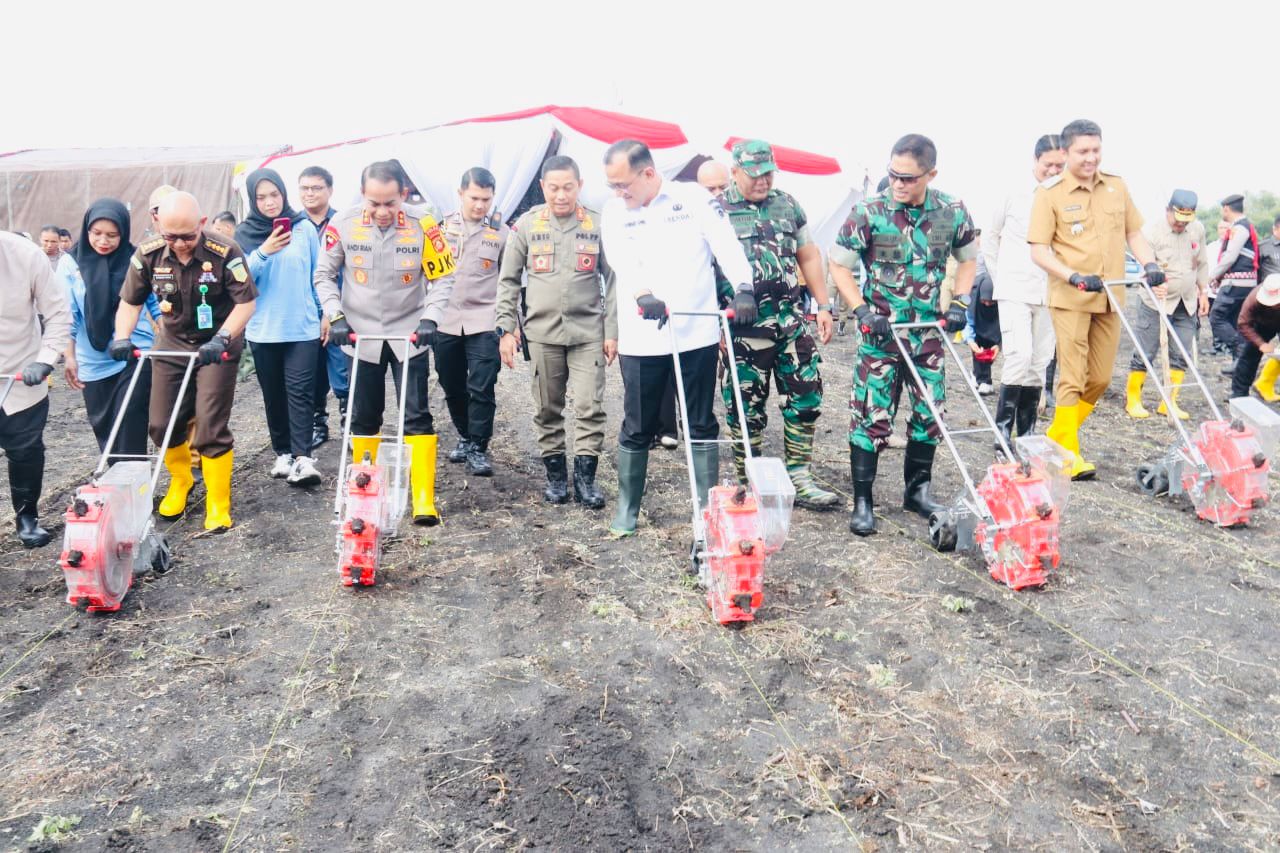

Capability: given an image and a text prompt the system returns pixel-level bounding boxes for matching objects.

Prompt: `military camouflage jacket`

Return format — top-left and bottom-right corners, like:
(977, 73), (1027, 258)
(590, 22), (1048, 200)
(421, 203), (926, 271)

(830, 189), (978, 324)
(720, 185), (812, 336)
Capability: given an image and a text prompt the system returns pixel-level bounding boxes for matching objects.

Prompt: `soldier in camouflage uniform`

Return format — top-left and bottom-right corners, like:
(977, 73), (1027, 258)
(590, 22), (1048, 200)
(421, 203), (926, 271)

(828, 134), (978, 536)
(720, 140), (839, 510)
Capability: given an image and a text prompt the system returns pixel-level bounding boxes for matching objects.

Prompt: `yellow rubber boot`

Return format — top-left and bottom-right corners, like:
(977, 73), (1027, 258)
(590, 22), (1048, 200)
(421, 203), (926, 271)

(1045, 404), (1078, 455)
(200, 451), (233, 531)
(406, 434), (439, 526)
(1124, 371), (1150, 419)
(1157, 369), (1191, 420)
(1071, 401), (1097, 480)
(351, 436), (381, 465)
(157, 443), (196, 519)
(1253, 358), (1280, 403)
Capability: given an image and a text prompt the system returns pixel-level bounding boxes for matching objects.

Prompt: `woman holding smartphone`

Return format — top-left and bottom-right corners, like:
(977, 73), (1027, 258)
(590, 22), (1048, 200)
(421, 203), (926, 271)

(236, 168), (322, 486)
(63, 198), (160, 455)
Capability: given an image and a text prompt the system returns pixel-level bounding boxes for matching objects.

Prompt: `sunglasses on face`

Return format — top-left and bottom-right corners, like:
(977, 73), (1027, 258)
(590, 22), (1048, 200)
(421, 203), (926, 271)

(161, 232), (200, 243)
(886, 168), (929, 186)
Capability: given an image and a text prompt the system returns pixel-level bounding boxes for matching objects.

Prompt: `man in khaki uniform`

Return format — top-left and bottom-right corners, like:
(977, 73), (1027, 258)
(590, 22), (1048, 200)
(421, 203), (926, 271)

(1028, 119), (1164, 480)
(1123, 189), (1209, 421)
(435, 166), (509, 477)
(495, 155), (617, 509)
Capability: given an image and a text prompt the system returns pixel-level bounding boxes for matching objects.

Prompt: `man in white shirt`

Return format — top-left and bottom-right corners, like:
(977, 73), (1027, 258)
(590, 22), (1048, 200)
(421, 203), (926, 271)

(983, 134), (1065, 446)
(601, 139), (754, 538)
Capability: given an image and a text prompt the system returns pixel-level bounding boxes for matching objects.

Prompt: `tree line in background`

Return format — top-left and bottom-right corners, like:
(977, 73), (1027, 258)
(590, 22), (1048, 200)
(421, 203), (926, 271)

(1195, 190), (1280, 236)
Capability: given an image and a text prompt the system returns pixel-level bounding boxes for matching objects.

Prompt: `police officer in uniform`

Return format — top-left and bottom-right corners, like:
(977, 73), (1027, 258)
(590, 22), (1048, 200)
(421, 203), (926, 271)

(314, 161), (455, 526)
(1027, 119), (1163, 480)
(112, 192), (257, 532)
(719, 140), (838, 510)
(435, 167), (509, 477)
(829, 135), (978, 536)
(496, 155), (617, 508)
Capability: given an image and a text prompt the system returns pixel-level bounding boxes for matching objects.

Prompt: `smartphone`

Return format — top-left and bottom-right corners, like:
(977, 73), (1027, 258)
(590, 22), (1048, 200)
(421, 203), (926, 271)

(272, 217), (292, 234)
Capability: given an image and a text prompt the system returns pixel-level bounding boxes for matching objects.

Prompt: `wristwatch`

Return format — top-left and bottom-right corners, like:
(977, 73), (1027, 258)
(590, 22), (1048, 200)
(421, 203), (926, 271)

(495, 326), (507, 338)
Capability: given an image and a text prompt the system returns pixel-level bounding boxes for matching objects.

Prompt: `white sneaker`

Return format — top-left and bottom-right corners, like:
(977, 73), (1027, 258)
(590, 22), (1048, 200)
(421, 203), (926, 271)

(660, 434), (679, 449)
(977, 382), (994, 396)
(287, 455), (322, 487)
(269, 453), (293, 478)
(886, 434), (908, 450)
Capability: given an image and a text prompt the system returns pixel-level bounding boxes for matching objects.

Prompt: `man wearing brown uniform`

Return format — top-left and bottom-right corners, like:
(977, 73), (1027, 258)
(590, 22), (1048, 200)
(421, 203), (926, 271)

(111, 192), (257, 531)
(496, 155), (617, 508)
(1028, 119), (1164, 480)
(435, 167), (509, 477)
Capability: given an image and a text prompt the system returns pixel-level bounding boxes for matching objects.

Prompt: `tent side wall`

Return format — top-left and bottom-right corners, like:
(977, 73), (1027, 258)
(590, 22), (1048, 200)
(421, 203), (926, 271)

(2, 162), (245, 243)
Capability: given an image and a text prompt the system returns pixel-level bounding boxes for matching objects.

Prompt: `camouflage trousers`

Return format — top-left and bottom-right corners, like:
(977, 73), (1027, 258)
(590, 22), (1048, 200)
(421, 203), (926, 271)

(849, 331), (945, 453)
(723, 328), (823, 437)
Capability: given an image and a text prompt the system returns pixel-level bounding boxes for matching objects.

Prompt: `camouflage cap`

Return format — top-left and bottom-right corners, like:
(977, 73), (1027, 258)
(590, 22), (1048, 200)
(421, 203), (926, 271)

(731, 140), (777, 178)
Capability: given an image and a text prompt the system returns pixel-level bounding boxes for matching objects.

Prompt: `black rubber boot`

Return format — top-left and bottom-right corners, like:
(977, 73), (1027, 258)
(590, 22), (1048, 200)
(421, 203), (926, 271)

(993, 385), (1018, 452)
(1015, 385), (1040, 438)
(1043, 358), (1056, 409)
(848, 446), (878, 536)
(542, 453), (569, 504)
(572, 455), (606, 509)
(465, 441), (493, 477)
(902, 440), (945, 519)
(10, 455), (50, 548)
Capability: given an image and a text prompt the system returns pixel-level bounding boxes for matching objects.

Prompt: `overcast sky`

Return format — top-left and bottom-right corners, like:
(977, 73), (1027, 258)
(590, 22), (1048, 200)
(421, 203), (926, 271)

(6, 0), (1275, 225)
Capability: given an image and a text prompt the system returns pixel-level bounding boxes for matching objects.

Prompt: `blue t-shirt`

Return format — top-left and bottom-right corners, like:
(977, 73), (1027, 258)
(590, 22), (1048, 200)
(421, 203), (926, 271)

(62, 257), (159, 383)
(245, 222), (321, 343)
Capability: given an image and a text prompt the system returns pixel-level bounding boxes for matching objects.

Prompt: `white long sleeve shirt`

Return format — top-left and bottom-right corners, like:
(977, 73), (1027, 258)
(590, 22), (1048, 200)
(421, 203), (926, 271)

(0, 232), (70, 415)
(601, 178), (752, 356)
(984, 180), (1048, 305)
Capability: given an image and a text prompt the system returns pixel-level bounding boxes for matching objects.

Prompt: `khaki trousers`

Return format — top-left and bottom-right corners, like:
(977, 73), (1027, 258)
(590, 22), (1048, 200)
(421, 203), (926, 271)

(527, 340), (606, 458)
(1049, 308), (1120, 408)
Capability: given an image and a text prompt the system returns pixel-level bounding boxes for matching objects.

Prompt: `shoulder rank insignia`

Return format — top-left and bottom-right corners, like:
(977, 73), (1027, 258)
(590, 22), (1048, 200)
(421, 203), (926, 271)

(139, 236), (165, 254)
(1040, 174), (1064, 189)
(203, 237), (230, 258)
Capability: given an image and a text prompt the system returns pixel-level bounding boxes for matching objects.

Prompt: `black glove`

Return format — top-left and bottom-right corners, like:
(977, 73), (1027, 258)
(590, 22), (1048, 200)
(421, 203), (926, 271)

(412, 318), (438, 346)
(637, 294), (668, 329)
(197, 332), (230, 366)
(20, 361), (52, 386)
(943, 301), (968, 333)
(107, 339), (136, 362)
(327, 314), (352, 347)
(1069, 273), (1105, 292)
(1143, 263), (1166, 287)
(853, 304), (891, 338)
(731, 290), (758, 326)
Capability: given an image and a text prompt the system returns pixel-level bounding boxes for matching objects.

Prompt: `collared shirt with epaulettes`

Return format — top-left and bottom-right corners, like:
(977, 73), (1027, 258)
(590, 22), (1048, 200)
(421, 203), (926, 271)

(1027, 170), (1143, 313)
(120, 229), (257, 350)
(314, 204), (456, 363)
(829, 188), (978, 324)
(438, 211), (509, 336)
(495, 204), (617, 346)
(1142, 217), (1208, 315)
(719, 184), (813, 338)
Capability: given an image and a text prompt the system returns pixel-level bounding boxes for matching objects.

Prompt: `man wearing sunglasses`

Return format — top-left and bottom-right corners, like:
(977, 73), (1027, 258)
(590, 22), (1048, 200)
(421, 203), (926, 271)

(718, 140), (838, 511)
(829, 134), (978, 536)
(112, 192), (258, 532)
(1028, 119), (1164, 481)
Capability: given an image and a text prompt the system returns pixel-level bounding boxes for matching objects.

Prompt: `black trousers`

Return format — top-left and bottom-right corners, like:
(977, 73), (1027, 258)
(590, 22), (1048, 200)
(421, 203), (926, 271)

(82, 360), (152, 457)
(1210, 283), (1254, 355)
(313, 339), (351, 417)
(1231, 323), (1280, 398)
(433, 330), (500, 445)
(1, 397), (48, 515)
(251, 339), (319, 458)
(657, 374), (678, 439)
(619, 343), (719, 451)
(350, 345), (433, 437)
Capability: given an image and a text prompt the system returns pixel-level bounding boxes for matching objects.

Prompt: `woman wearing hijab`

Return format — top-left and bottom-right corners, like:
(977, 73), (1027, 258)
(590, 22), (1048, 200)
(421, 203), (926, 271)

(236, 168), (323, 487)
(63, 199), (161, 455)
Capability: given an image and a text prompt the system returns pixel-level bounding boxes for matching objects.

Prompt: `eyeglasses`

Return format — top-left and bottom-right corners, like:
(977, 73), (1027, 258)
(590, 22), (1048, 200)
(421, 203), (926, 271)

(299, 184), (328, 193)
(607, 172), (643, 193)
(886, 168), (929, 186)
(161, 232), (200, 244)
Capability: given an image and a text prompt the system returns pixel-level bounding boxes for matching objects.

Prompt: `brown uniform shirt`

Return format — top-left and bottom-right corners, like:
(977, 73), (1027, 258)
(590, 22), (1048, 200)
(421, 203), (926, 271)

(1027, 170), (1143, 313)
(120, 229), (257, 351)
(438, 211), (509, 336)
